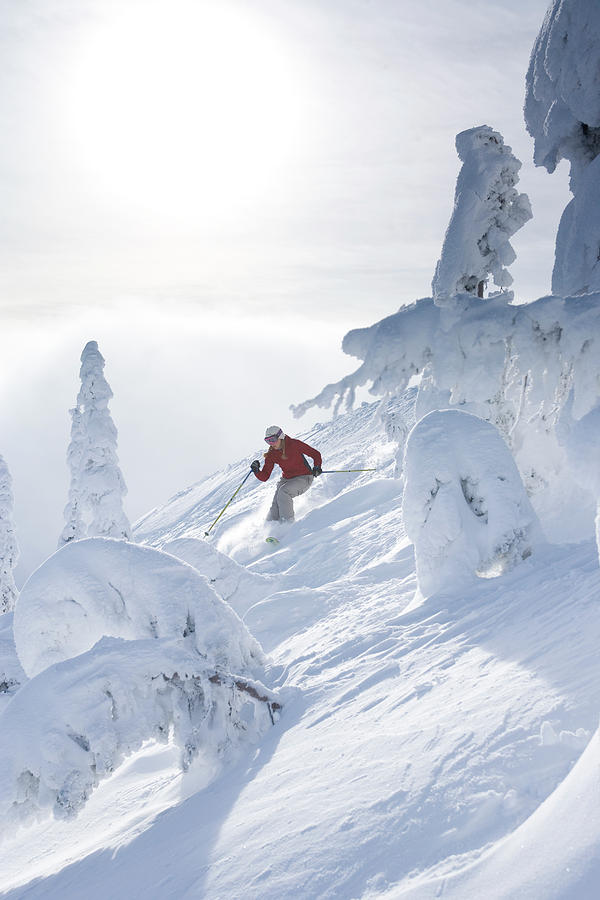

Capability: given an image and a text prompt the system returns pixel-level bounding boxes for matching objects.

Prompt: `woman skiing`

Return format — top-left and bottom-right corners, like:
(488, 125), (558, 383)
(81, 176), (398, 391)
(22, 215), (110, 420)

(250, 425), (322, 522)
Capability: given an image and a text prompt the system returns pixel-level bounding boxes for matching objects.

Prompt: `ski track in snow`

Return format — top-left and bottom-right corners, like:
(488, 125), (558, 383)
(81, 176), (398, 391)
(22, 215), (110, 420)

(1, 395), (599, 899)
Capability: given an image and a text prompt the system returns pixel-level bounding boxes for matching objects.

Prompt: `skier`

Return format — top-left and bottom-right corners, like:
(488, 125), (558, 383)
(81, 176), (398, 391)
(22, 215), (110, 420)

(250, 426), (322, 522)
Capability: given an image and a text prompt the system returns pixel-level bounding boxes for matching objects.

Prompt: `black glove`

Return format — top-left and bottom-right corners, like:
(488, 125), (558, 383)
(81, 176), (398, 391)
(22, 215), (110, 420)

(312, 465), (322, 477)
(250, 460), (260, 473)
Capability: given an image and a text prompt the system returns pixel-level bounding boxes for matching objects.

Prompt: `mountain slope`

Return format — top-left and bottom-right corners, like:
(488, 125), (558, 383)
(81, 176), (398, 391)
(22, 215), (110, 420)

(0, 394), (599, 899)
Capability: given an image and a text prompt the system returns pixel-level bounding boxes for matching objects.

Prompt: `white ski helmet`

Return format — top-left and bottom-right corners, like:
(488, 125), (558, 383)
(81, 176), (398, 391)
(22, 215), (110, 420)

(264, 425), (284, 443)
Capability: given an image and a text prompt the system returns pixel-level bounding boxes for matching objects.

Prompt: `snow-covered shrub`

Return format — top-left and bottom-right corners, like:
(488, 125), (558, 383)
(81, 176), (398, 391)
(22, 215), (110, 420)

(0, 636), (278, 825)
(14, 538), (264, 678)
(432, 126), (532, 303)
(403, 410), (541, 597)
(4, 538), (279, 824)
(162, 537), (276, 616)
(59, 341), (131, 546)
(293, 291), (600, 543)
(525, 0), (600, 295)
(0, 454), (19, 614)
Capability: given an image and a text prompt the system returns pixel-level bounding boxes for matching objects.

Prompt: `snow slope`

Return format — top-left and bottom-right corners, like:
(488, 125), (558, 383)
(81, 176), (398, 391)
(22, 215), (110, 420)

(0, 394), (599, 899)
(397, 727), (600, 898)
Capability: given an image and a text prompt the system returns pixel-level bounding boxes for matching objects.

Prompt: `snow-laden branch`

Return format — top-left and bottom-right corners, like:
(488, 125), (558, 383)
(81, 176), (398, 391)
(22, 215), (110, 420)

(0, 636), (279, 826)
(291, 298), (439, 419)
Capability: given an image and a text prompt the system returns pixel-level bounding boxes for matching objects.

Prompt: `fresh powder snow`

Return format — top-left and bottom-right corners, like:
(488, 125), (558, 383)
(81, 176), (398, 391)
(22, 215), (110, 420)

(0, 395), (599, 899)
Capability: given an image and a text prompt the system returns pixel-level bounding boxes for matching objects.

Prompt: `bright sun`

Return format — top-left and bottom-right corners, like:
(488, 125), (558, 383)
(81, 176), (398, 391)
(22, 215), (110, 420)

(64, 0), (306, 222)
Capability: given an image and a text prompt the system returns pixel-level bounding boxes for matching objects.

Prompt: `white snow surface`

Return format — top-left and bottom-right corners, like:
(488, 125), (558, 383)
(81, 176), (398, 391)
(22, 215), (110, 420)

(403, 409), (541, 597)
(1, 395), (599, 899)
(396, 727), (600, 899)
(160, 536), (278, 616)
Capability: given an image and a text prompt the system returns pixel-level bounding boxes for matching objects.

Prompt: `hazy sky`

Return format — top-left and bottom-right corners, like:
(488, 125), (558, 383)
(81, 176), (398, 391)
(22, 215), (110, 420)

(1, 0), (571, 581)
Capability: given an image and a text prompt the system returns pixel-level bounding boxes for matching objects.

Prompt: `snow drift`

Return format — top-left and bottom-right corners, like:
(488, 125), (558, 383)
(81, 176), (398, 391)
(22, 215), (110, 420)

(161, 536), (277, 616)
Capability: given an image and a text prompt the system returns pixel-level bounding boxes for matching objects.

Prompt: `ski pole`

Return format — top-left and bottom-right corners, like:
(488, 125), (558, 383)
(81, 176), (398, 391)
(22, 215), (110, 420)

(320, 468), (377, 473)
(204, 470), (253, 536)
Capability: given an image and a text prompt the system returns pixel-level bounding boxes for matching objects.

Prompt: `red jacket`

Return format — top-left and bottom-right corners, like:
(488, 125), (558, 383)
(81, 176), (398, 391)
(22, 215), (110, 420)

(254, 436), (322, 482)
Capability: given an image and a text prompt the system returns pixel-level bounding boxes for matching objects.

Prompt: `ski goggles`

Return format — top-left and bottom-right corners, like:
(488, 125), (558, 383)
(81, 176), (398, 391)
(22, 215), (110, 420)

(265, 431), (283, 445)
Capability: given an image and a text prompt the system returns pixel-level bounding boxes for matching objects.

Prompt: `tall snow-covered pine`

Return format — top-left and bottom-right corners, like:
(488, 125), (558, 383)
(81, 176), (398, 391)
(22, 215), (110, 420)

(60, 341), (131, 544)
(0, 454), (19, 613)
(58, 405), (86, 547)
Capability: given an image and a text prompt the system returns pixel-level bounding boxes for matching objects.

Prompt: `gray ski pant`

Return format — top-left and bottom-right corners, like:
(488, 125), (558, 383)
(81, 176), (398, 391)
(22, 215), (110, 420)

(267, 473), (314, 521)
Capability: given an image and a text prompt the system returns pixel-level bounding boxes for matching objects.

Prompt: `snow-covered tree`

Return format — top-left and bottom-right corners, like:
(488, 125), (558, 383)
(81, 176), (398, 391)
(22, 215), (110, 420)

(525, 0), (600, 296)
(5, 539), (279, 822)
(0, 455), (19, 614)
(432, 126), (532, 304)
(403, 410), (542, 597)
(60, 341), (131, 545)
(292, 0), (600, 555)
(58, 405), (86, 546)
(292, 291), (600, 544)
